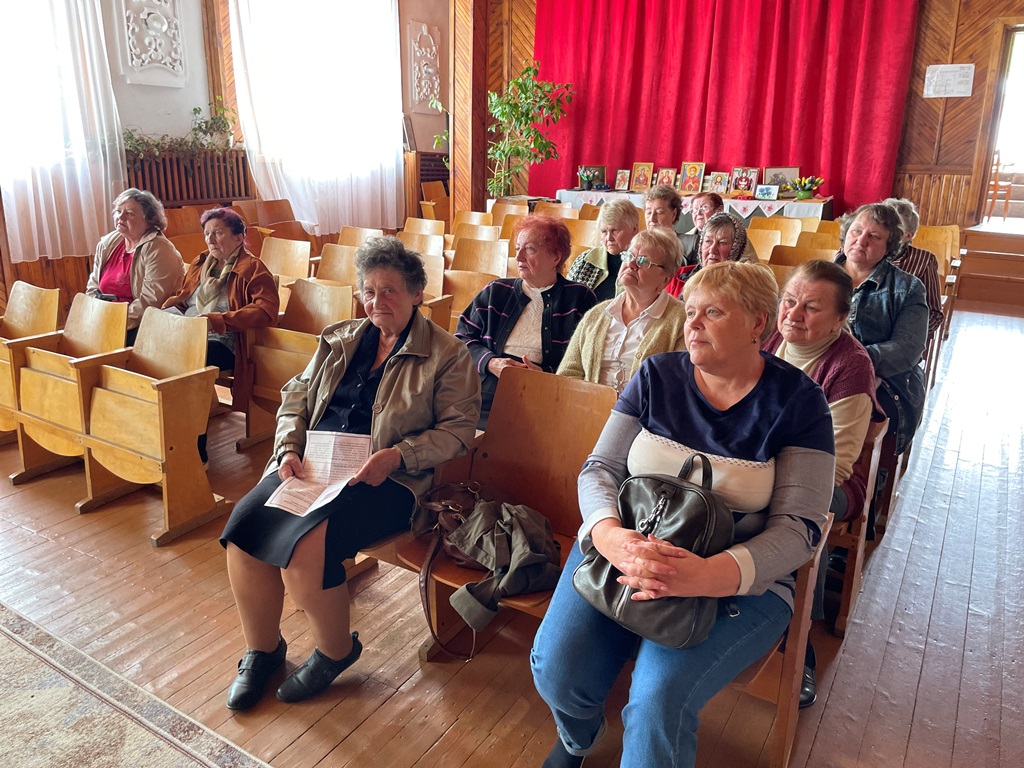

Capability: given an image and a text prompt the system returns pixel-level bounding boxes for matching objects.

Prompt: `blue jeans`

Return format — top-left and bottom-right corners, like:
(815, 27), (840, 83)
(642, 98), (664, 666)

(531, 545), (792, 768)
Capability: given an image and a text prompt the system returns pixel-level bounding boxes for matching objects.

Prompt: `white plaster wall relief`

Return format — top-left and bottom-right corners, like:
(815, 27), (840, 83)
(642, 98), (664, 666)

(408, 20), (440, 114)
(118, 0), (186, 87)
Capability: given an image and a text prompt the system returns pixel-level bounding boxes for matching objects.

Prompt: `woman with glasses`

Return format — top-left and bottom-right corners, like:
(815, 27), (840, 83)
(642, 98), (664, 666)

(558, 229), (686, 391)
(566, 198), (639, 300)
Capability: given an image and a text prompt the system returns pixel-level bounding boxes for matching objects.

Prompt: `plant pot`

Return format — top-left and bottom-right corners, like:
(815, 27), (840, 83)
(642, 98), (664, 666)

(581, 180), (593, 191)
(795, 190), (814, 200)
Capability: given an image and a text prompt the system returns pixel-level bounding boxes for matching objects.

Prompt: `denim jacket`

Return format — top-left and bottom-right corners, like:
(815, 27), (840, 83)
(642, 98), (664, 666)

(838, 254), (928, 452)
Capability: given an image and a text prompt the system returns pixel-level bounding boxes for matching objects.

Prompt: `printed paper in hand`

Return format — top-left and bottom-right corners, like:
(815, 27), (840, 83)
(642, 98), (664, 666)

(266, 432), (372, 516)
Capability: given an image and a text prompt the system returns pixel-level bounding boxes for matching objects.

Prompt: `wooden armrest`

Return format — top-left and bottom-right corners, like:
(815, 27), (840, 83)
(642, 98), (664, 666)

(69, 348), (133, 369)
(310, 255), (322, 265)
(151, 365), (220, 392)
(2, 330), (64, 352)
(253, 226), (274, 236)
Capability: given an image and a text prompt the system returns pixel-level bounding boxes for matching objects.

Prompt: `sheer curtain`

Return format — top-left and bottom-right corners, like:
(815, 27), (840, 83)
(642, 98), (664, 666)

(230, 1), (404, 234)
(0, 0), (124, 263)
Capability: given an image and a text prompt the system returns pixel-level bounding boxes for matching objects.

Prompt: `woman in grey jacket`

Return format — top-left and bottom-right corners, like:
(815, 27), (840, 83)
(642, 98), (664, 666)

(220, 237), (481, 711)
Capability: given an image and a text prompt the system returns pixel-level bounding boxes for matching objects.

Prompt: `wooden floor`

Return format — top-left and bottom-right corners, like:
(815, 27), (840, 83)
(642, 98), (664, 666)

(0, 301), (1019, 766)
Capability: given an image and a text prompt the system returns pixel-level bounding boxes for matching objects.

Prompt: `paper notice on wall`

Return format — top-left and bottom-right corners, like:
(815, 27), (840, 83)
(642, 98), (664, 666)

(924, 64), (975, 98)
(266, 431), (372, 516)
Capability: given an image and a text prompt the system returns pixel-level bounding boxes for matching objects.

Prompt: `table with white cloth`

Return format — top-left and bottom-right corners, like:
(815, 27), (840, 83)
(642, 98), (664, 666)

(556, 189), (834, 229)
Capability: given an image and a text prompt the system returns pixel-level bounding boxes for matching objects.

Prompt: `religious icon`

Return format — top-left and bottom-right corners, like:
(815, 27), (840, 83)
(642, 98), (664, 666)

(680, 162), (705, 194)
(708, 171), (730, 195)
(730, 166), (759, 195)
(656, 167), (678, 187)
(631, 162), (654, 192)
(614, 169), (631, 191)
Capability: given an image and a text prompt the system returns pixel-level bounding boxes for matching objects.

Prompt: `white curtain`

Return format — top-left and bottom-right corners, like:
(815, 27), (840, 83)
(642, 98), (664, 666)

(0, 0), (125, 263)
(229, 1), (405, 234)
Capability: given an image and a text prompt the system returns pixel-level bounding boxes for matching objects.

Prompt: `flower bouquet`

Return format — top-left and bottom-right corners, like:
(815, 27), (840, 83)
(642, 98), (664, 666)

(578, 166), (598, 190)
(783, 176), (824, 200)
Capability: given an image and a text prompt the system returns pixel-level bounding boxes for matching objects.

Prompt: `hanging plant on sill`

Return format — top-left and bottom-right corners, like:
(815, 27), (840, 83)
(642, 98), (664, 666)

(123, 98), (240, 171)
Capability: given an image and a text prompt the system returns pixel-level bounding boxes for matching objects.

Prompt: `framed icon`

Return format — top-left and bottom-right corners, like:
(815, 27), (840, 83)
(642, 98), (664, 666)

(630, 162), (654, 192)
(707, 170), (730, 195)
(614, 169), (631, 191)
(679, 162), (705, 194)
(655, 167), (678, 187)
(730, 166), (759, 195)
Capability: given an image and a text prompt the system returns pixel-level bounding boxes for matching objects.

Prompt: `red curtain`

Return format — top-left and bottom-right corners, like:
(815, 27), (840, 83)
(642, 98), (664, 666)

(529, 0), (918, 214)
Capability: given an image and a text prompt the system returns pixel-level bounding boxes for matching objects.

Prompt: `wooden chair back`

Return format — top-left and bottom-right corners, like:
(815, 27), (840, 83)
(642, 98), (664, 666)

(452, 223), (500, 246)
(398, 231), (445, 258)
(533, 201), (576, 218)
(420, 196), (451, 228)
(725, 512), (834, 768)
(768, 245), (836, 267)
(910, 238), (948, 275)
(403, 217), (446, 237)
(563, 218), (601, 249)
(579, 203), (602, 221)
(796, 216), (821, 232)
(260, 236), (311, 283)
(499, 213), (529, 242)
(256, 199), (295, 227)
(796, 231), (839, 251)
(768, 263), (796, 288)
(453, 210), (493, 229)
(0, 281), (61, 340)
(317, 243), (360, 286)
(421, 251), (446, 299)
(128, 308), (208, 380)
(422, 180), (448, 200)
(263, 219), (317, 254)
(746, 229), (782, 262)
(62, 292), (129, 358)
(338, 226), (384, 248)
(987, 149), (1014, 220)
(816, 219), (841, 237)
(231, 199), (258, 225)
(828, 418), (888, 638)
(170, 233), (208, 265)
(279, 278), (353, 335)
(748, 216), (801, 246)
(163, 207), (203, 238)
(450, 238), (506, 276)
(419, 295), (454, 331)
(490, 202), (529, 230)
(443, 269), (497, 333)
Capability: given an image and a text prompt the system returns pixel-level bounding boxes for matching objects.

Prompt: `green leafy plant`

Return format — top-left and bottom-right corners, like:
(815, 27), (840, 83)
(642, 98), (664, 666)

(190, 97), (237, 149)
(122, 99), (239, 166)
(486, 61), (573, 198)
(428, 97), (450, 170)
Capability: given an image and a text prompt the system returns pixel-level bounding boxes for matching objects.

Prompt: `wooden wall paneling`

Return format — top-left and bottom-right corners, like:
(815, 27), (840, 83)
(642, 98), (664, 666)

(0, 191), (12, 312)
(451, 0), (490, 215)
(10, 256), (91, 325)
(893, 170), (973, 228)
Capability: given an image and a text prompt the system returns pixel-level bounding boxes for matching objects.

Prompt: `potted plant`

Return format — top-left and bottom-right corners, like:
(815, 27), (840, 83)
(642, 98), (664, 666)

(577, 166), (597, 191)
(122, 98), (239, 165)
(190, 97), (238, 150)
(783, 176), (824, 200)
(486, 61), (574, 198)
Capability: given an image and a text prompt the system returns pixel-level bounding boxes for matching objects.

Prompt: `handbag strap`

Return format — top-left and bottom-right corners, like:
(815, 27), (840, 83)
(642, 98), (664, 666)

(418, 530), (477, 661)
(678, 452), (714, 490)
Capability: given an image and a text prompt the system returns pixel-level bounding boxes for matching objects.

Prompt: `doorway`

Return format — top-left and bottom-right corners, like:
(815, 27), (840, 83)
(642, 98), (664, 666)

(987, 30), (1024, 224)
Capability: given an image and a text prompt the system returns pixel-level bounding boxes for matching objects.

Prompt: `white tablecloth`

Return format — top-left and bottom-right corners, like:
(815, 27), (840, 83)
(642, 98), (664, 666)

(556, 189), (833, 221)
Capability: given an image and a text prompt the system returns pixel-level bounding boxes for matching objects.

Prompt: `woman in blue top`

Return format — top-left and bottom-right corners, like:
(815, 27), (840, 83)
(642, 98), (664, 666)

(531, 261), (836, 768)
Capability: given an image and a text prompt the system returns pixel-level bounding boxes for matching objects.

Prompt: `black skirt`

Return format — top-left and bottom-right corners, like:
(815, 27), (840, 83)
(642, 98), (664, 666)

(220, 473), (415, 589)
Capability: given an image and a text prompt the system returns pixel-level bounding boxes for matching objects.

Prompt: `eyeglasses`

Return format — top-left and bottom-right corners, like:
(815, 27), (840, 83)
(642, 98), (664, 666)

(692, 204), (714, 214)
(621, 251), (664, 270)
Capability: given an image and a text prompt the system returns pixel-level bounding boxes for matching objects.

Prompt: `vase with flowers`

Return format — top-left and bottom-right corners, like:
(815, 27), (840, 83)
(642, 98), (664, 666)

(784, 176), (824, 199)
(578, 166), (597, 190)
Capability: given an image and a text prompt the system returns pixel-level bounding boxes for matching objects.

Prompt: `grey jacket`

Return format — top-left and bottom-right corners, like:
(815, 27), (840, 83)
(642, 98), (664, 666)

(87, 230), (184, 329)
(268, 312), (481, 500)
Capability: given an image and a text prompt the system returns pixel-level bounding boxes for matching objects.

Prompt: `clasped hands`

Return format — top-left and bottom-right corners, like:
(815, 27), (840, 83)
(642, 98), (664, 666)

(277, 446), (402, 487)
(487, 355), (541, 377)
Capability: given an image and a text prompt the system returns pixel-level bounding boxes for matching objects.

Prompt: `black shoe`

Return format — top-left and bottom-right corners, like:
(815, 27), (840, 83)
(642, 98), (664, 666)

(276, 632), (362, 703)
(542, 740), (585, 768)
(828, 549), (848, 575)
(799, 664), (817, 708)
(226, 636), (287, 710)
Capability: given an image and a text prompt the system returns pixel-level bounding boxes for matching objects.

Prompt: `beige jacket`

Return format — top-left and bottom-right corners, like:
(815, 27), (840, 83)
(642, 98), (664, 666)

(557, 294), (687, 384)
(87, 230), (184, 329)
(268, 311), (481, 500)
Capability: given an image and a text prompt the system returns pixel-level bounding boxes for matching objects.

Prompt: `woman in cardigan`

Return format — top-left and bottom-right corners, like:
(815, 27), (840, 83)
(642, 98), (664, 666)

(456, 215), (597, 428)
(565, 198), (639, 300)
(85, 188), (183, 343)
(558, 228), (686, 392)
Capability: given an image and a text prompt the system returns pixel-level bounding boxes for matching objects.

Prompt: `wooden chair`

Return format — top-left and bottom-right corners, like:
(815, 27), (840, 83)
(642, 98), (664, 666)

(443, 269), (498, 333)
(533, 200), (577, 218)
(768, 245), (837, 267)
(260, 236), (311, 310)
(723, 512), (834, 768)
(256, 199), (296, 227)
(746, 229), (782, 262)
(450, 239), (506, 276)
(163, 207), (203, 238)
(279, 278), (353, 335)
(403, 217), (445, 237)
(452, 210), (493, 229)
(316, 243), (360, 286)
(338, 226), (384, 248)
(0, 282), (61, 442)
(263, 220), (318, 260)
(451, 223), (500, 247)
(563, 218), (601, 249)
(987, 149), (1013, 221)
(796, 215), (821, 232)
(490, 202), (529, 230)
(231, 200), (259, 224)
(796, 231), (840, 252)
(579, 202), (602, 220)
(827, 419), (887, 638)
(169, 233), (208, 264)
(767, 263), (796, 287)
(396, 367), (618, 658)
(76, 308), (228, 545)
(499, 213), (528, 242)
(748, 216), (801, 246)
(420, 195), (451, 230)
(7, 293), (128, 485)
(398, 231), (445, 258)
(816, 219), (841, 237)
(422, 180), (448, 201)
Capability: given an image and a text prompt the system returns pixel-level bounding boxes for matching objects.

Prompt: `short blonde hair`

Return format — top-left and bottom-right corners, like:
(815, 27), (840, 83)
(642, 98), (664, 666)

(683, 261), (779, 340)
(628, 228), (684, 272)
(597, 198), (640, 233)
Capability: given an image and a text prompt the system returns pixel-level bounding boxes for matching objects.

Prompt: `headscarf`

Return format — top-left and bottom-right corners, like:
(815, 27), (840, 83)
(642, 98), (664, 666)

(697, 212), (749, 265)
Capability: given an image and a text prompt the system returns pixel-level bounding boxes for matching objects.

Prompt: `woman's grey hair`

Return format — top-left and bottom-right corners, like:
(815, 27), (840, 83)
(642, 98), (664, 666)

(113, 188), (168, 232)
(683, 261), (779, 341)
(628, 228), (684, 273)
(355, 236), (428, 301)
(883, 197), (920, 240)
(698, 212), (749, 264)
(642, 184), (683, 224)
(597, 198), (641, 233)
(839, 203), (904, 255)
(786, 259), (854, 317)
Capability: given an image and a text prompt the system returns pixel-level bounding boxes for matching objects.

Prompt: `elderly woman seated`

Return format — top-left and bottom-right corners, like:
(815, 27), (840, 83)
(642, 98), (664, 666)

(86, 188), (183, 344)
(559, 228), (686, 392)
(763, 259), (884, 707)
(679, 191), (724, 265)
(666, 212), (755, 298)
(162, 207), (279, 464)
(884, 197), (943, 337)
(456, 215), (597, 428)
(219, 237), (480, 711)
(565, 198), (639, 300)
(531, 261), (835, 767)
(642, 184), (683, 233)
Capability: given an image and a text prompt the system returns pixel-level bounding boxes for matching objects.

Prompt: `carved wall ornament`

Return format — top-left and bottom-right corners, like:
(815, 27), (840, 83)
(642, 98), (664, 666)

(116, 0), (186, 87)
(408, 21), (440, 114)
